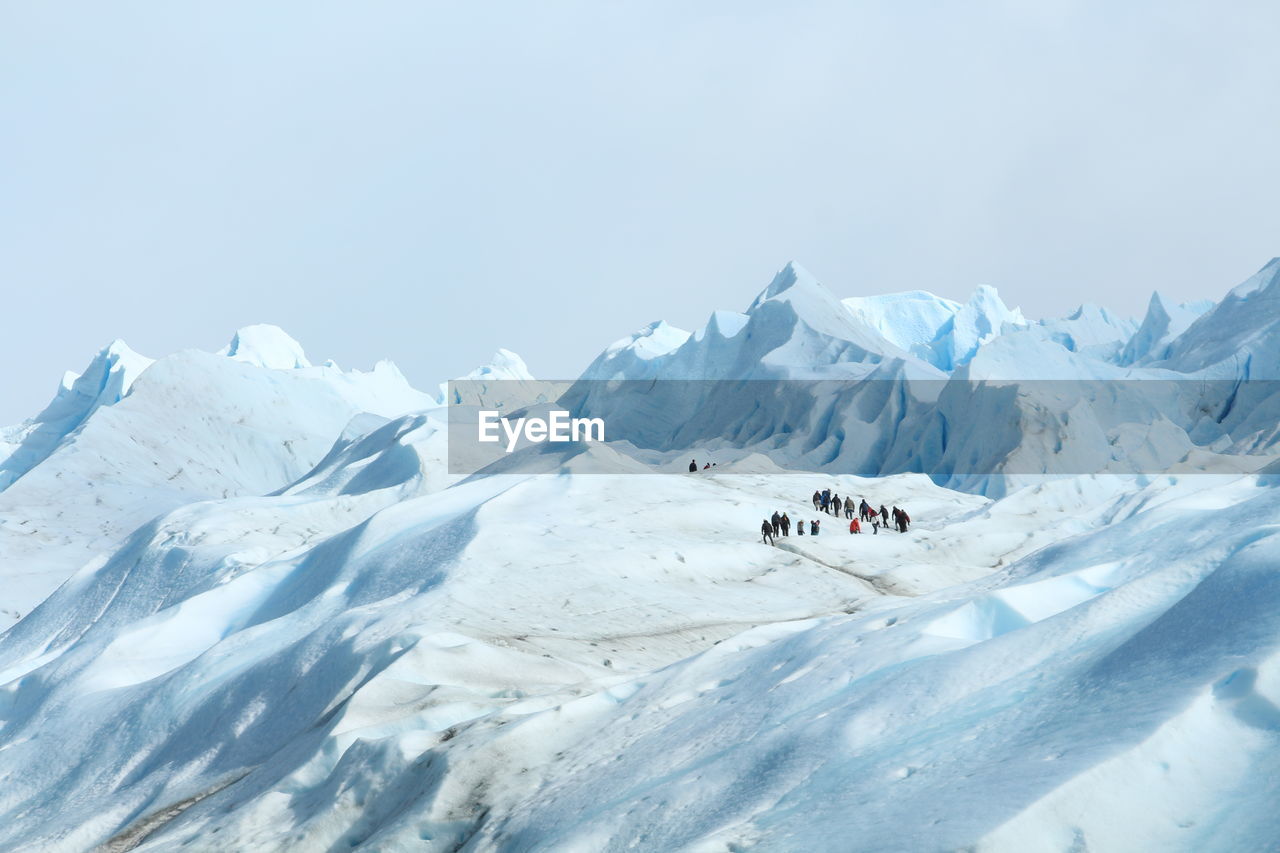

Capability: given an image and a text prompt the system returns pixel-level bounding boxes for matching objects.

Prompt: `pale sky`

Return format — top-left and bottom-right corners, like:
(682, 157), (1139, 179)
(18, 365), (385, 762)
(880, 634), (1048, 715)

(3, 1), (1278, 422)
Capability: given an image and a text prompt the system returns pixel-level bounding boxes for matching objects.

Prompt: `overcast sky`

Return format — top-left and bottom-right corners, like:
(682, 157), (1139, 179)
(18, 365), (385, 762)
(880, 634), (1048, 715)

(3, 1), (1278, 422)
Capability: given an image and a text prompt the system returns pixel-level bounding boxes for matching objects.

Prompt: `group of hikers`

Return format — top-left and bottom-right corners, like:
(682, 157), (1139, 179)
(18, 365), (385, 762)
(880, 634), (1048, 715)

(760, 489), (910, 545)
(681, 461), (912, 544)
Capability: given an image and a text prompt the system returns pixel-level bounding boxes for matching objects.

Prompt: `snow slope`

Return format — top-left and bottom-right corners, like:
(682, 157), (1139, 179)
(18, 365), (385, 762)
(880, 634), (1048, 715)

(843, 290), (963, 354)
(0, 327), (436, 627)
(4, 260), (1280, 851)
(1037, 303), (1138, 362)
(921, 284), (1029, 371)
(1157, 258), (1280, 376)
(1118, 292), (1212, 365)
(439, 348), (542, 411)
(3, 435), (1276, 851)
(0, 340), (154, 489)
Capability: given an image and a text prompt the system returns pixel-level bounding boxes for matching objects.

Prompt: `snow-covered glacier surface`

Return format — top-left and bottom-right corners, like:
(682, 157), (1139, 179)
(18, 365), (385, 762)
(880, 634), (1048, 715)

(2, 263), (1280, 851)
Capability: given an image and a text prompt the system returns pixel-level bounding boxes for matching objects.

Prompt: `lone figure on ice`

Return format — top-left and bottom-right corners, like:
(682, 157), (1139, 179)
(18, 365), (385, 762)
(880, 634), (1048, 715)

(761, 519), (774, 545)
(689, 459), (698, 473)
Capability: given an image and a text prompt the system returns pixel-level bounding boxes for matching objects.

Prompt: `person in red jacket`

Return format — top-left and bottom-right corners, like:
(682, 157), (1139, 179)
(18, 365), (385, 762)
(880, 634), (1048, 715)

(849, 517), (861, 534)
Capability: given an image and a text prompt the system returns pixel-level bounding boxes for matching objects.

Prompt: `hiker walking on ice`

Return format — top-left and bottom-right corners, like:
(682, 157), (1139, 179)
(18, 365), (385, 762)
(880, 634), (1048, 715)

(689, 459), (697, 472)
(844, 496), (855, 519)
(810, 518), (820, 536)
(761, 519), (774, 545)
(891, 506), (910, 533)
(770, 511), (781, 537)
(780, 513), (791, 536)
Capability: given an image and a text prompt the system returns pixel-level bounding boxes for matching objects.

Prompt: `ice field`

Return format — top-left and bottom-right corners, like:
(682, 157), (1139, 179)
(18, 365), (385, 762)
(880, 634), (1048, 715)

(4, 261), (1280, 850)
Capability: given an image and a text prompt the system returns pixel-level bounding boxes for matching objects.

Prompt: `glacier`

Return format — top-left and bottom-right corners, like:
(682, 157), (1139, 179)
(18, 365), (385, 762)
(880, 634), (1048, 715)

(2, 261), (1280, 851)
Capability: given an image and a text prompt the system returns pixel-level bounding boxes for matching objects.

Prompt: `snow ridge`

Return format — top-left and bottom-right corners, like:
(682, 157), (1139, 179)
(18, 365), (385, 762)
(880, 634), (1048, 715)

(218, 324), (312, 369)
(0, 340), (154, 491)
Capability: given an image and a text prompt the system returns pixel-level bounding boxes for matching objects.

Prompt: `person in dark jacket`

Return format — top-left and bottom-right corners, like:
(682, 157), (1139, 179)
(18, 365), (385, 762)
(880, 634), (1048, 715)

(780, 513), (791, 536)
(812, 490), (821, 510)
(810, 518), (820, 536)
(689, 459), (698, 472)
(892, 506), (910, 533)
(830, 493), (840, 516)
(770, 511), (781, 537)
(761, 519), (774, 545)
(860, 499), (873, 521)
(880, 505), (889, 526)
